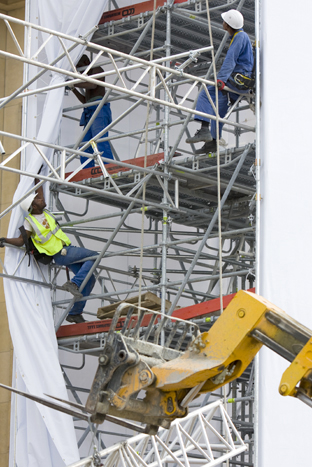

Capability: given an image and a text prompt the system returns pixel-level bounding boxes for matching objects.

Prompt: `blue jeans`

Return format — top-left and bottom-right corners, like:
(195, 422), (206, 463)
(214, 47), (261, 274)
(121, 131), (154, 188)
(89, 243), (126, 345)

(195, 85), (239, 139)
(54, 246), (97, 315)
(80, 102), (114, 169)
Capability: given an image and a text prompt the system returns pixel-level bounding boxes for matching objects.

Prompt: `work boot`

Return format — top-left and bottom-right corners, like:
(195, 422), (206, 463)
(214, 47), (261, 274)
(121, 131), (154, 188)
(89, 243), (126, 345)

(186, 127), (212, 144)
(194, 140), (217, 155)
(66, 314), (86, 324)
(61, 281), (83, 300)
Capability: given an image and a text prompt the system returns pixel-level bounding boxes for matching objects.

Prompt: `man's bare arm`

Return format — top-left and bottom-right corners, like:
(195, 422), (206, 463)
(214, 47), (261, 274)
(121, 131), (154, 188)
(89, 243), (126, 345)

(73, 82), (98, 90)
(34, 178), (44, 202)
(71, 87), (87, 103)
(0, 230), (31, 248)
(0, 175), (40, 248)
(73, 66), (105, 90)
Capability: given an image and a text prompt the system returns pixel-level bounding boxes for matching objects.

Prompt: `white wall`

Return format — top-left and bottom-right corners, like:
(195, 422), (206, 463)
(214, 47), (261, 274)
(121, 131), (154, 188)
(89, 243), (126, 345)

(258, 1), (312, 465)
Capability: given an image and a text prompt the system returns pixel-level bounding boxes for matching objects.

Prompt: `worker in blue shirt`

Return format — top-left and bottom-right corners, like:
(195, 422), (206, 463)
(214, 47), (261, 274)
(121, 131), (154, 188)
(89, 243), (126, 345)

(70, 55), (114, 168)
(186, 9), (254, 154)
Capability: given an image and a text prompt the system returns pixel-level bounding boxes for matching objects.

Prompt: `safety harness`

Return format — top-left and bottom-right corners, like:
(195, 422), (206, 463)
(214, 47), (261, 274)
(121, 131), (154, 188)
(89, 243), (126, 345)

(228, 32), (256, 91)
(19, 210), (69, 265)
(19, 225), (53, 265)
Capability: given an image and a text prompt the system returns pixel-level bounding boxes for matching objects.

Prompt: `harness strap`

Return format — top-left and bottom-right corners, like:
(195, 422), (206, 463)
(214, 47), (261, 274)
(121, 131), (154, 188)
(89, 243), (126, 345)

(229, 31), (242, 46)
(19, 225), (32, 266)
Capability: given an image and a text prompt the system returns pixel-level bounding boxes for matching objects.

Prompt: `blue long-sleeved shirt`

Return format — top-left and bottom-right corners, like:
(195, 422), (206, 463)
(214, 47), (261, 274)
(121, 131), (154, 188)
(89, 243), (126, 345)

(217, 29), (254, 83)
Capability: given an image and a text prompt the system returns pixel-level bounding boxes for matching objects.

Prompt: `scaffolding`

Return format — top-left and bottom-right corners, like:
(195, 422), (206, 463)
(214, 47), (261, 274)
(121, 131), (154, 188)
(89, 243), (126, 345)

(0, 0), (258, 465)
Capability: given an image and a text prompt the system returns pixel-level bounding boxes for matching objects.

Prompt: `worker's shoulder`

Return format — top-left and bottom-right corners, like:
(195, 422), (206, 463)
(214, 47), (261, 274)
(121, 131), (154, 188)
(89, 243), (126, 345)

(233, 29), (250, 43)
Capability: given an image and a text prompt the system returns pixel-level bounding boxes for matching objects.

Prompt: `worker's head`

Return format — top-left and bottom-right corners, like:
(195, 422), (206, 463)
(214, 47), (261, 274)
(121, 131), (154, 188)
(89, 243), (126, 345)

(77, 54), (90, 69)
(20, 192), (46, 214)
(221, 10), (244, 32)
(20, 193), (38, 213)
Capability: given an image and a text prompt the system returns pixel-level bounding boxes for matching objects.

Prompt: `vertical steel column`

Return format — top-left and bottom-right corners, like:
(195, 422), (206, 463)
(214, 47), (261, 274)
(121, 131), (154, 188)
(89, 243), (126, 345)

(160, 1), (172, 314)
(235, 105), (240, 149)
(154, 220), (159, 281)
(254, 0), (261, 465)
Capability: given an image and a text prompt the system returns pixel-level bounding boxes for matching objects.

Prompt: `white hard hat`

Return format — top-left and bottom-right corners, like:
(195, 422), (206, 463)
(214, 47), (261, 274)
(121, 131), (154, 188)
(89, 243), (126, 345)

(221, 10), (244, 29)
(20, 193), (37, 212)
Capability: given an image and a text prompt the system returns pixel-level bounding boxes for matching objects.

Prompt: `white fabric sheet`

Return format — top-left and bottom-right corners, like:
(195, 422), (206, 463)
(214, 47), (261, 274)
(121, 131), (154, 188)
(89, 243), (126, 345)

(259, 2), (312, 465)
(5, 1), (107, 465)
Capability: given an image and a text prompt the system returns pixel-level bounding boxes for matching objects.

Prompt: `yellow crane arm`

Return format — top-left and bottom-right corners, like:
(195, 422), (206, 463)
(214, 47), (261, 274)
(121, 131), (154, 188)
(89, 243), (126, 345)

(86, 290), (312, 429)
(152, 290), (312, 398)
(2, 290), (311, 435)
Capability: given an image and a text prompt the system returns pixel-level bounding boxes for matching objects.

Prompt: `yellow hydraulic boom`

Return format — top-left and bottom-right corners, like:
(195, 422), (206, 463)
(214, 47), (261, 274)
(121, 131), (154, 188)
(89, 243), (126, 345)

(2, 289), (311, 435)
(86, 290), (312, 430)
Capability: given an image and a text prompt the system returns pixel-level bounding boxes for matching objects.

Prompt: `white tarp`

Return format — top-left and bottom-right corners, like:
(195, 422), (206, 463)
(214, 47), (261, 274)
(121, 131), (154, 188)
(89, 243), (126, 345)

(4, 0), (107, 465)
(258, 1), (312, 466)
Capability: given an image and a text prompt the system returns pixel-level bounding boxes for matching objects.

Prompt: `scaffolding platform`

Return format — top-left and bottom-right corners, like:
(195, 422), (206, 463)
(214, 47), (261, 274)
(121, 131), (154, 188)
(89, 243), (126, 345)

(93, 0), (255, 73)
(57, 145), (256, 232)
(57, 289), (254, 340)
(99, 0), (186, 25)
(65, 152), (170, 182)
(56, 291), (238, 359)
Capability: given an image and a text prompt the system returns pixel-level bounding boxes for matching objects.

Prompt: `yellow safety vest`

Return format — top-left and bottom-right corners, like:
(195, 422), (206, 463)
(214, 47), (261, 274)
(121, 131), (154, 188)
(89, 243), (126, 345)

(26, 210), (71, 256)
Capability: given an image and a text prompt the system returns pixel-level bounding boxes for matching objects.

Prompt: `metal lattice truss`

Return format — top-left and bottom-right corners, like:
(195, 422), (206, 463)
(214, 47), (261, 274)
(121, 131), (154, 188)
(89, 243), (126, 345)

(67, 400), (247, 467)
(0, 11), (254, 205)
(0, 11), (254, 126)
(0, 7), (256, 314)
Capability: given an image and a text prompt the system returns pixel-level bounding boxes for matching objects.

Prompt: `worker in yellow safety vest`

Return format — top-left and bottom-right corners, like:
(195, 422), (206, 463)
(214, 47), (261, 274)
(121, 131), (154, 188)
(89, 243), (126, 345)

(0, 178), (98, 324)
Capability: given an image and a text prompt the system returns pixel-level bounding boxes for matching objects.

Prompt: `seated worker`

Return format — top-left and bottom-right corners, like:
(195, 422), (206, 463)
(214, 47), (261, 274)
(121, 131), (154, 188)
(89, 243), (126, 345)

(70, 54), (114, 168)
(186, 9), (254, 154)
(0, 179), (98, 324)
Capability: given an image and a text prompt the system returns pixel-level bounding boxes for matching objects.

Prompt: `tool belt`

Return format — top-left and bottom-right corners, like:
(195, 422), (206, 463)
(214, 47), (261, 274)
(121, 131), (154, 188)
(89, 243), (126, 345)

(228, 72), (255, 91)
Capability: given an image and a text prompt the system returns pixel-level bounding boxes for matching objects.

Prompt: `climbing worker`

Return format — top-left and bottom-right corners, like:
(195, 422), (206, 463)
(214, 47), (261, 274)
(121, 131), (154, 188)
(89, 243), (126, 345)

(68, 54), (114, 168)
(186, 9), (254, 154)
(0, 178), (98, 324)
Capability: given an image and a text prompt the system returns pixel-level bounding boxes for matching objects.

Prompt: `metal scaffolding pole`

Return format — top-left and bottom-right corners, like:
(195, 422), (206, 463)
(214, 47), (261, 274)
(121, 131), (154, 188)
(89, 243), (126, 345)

(0, 2), (257, 464)
(167, 144), (252, 315)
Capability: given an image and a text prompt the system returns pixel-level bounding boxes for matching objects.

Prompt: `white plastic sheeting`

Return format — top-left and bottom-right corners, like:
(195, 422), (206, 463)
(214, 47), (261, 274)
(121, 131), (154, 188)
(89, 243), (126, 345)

(258, 1), (312, 466)
(4, 0), (107, 465)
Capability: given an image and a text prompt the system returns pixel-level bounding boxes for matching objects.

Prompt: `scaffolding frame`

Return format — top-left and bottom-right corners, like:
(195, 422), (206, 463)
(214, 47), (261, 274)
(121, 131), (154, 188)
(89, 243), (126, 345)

(0, 1), (258, 465)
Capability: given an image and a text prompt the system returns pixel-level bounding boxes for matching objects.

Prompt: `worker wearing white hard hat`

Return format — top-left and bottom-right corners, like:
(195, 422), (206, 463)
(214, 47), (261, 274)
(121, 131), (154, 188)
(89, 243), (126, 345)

(186, 9), (254, 154)
(221, 10), (244, 30)
(20, 192), (38, 213)
(0, 175), (98, 324)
